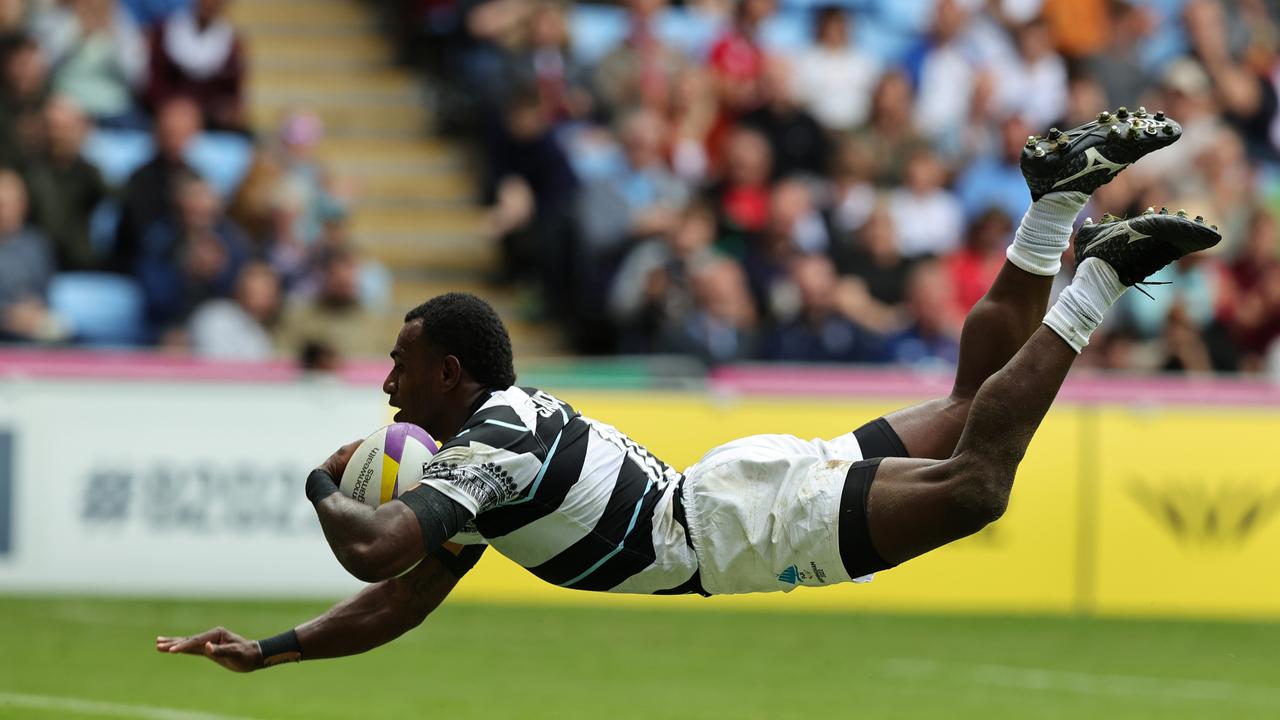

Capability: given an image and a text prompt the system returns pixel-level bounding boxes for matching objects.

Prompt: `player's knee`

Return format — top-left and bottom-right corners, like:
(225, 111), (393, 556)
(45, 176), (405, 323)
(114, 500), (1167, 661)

(944, 458), (1013, 533)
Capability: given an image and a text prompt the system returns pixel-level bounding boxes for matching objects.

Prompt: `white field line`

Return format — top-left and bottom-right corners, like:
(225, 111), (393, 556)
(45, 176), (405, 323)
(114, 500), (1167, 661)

(881, 658), (1280, 709)
(0, 692), (265, 720)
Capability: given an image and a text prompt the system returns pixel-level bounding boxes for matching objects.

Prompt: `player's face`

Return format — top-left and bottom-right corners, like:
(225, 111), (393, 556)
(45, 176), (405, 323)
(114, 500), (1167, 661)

(384, 321), (438, 431)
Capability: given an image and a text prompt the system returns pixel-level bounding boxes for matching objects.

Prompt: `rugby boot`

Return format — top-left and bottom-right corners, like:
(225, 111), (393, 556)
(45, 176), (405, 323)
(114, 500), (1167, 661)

(1022, 106), (1181, 201)
(1075, 208), (1221, 296)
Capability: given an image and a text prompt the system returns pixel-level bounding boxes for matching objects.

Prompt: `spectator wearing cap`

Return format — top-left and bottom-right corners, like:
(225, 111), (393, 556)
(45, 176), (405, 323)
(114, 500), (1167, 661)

(112, 96), (201, 273)
(145, 0), (246, 132)
(35, 0), (146, 127)
(792, 7), (880, 132)
(188, 259), (280, 360)
(0, 169), (64, 343)
(135, 173), (250, 337)
(23, 96), (108, 271)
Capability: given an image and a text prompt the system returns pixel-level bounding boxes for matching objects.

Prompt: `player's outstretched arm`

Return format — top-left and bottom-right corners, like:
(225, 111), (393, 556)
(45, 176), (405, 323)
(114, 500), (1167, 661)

(154, 543), (485, 672)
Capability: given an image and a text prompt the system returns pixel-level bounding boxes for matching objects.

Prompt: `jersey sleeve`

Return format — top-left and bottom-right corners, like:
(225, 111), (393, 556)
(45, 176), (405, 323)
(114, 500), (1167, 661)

(418, 426), (544, 517)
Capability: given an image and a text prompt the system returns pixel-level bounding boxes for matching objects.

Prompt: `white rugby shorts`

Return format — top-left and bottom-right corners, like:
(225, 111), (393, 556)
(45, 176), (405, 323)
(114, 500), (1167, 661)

(680, 432), (876, 595)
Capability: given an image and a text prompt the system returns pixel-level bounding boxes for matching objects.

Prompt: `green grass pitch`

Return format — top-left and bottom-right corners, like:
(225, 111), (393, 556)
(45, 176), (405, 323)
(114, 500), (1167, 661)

(2, 595), (1278, 720)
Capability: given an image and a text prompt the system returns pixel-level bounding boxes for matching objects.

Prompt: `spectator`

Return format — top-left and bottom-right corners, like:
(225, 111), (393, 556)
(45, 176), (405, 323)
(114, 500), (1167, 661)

(911, 0), (984, 147)
(576, 107), (689, 256)
(35, 0), (147, 126)
(0, 35), (49, 167)
(740, 57), (832, 180)
(0, 169), (64, 343)
(610, 201), (718, 353)
(708, 0), (773, 115)
(593, 0), (686, 118)
(276, 245), (386, 363)
(792, 7), (880, 132)
(955, 114), (1033, 223)
(887, 148), (964, 258)
(848, 70), (926, 187)
(1084, 0), (1155, 109)
(831, 204), (912, 334)
(1222, 208), (1280, 370)
(743, 179), (827, 312)
(946, 208), (1013, 316)
(886, 260), (962, 367)
(188, 259), (280, 360)
(509, 1), (591, 126)
(660, 257), (757, 364)
(145, 0), (246, 132)
(705, 125), (771, 258)
(484, 88), (578, 315)
(761, 254), (883, 363)
(134, 173), (249, 336)
(112, 96), (201, 273)
(23, 96), (108, 271)
(997, 19), (1068, 130)
(829, 138), (876, 236)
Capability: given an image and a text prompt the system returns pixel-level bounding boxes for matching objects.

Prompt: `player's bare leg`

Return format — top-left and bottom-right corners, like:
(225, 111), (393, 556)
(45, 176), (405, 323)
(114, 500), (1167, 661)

(864, 210), (1220, 565)
(882, 108), (1182, 459)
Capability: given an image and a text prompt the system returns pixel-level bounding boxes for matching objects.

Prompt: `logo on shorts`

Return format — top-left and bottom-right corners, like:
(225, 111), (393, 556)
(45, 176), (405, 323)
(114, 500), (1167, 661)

(778, 562), (829, 586)
(777, 565), (800, 584)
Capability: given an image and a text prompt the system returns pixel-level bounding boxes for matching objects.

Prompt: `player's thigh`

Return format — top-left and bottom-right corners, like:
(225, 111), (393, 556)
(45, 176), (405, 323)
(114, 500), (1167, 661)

(878, 396), (972, 460)
(850, 454), (994, 570)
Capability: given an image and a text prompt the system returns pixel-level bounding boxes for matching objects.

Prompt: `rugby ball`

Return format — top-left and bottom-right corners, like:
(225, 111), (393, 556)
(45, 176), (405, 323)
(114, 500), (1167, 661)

(339, 423), (439, 508)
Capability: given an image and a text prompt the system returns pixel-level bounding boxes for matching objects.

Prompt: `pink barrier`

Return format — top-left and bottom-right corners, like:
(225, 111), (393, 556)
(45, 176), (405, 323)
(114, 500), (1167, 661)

(4, 349), (1280, 406)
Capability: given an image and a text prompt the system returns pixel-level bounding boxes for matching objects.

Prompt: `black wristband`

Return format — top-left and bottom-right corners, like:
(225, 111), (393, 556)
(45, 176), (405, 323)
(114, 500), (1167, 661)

(305, 468), (340, 505)
(256, 629), (302, 667)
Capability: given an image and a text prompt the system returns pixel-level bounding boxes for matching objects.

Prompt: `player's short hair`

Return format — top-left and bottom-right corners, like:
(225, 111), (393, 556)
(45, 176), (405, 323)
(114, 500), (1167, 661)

(405, 293), (516, 388)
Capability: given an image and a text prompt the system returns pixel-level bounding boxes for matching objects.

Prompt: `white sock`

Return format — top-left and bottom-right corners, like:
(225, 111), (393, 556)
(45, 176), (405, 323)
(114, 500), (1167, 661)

(1043, 258), (1127, 353)
(1007, 191), (1089, 276)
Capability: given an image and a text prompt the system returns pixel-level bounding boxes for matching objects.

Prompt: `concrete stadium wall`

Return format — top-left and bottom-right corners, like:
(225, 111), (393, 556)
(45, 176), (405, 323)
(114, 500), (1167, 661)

(1, 352), (1277, 619)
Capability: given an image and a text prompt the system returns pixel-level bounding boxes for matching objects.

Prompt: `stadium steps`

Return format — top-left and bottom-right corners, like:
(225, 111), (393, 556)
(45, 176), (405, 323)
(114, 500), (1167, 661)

(230, 0), (565, 358)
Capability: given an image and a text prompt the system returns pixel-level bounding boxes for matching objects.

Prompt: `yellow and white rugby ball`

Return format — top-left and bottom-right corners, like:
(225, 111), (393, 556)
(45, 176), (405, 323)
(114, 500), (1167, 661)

(339, 423), (439, 508)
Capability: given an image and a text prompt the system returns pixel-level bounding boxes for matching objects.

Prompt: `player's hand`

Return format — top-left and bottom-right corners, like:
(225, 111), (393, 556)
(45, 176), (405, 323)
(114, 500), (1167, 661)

(318, 440), (362, 479)
(155, 627), (262, 673)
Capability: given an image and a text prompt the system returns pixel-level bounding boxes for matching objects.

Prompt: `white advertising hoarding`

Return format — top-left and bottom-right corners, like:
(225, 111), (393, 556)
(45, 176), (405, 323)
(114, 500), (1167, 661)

(0, 377), (391, 596)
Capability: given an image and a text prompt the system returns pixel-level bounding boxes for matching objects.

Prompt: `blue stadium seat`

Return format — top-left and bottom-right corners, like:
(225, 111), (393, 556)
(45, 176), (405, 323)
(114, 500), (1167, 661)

(47, 273), (146, 347)
(83, 128), (153, 186)
(188, 133), (255, 198)
(568, 5), (630, 65)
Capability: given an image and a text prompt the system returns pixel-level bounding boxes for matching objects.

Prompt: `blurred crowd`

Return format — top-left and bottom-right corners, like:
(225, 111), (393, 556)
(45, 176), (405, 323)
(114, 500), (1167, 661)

(0, 0), (388, 366)
(383, 0), (1280, 375)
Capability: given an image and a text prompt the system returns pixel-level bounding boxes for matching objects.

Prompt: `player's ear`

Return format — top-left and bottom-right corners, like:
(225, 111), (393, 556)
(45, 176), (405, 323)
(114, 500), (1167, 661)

(439, 354), (463, 391)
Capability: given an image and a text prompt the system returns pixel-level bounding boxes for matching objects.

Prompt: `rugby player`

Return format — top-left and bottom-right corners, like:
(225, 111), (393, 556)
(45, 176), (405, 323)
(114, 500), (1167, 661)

(158, 108), (1220, 671)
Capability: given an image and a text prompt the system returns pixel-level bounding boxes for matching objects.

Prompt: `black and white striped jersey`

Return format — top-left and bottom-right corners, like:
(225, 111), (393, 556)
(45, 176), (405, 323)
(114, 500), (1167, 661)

(418, 387), (703, 594)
